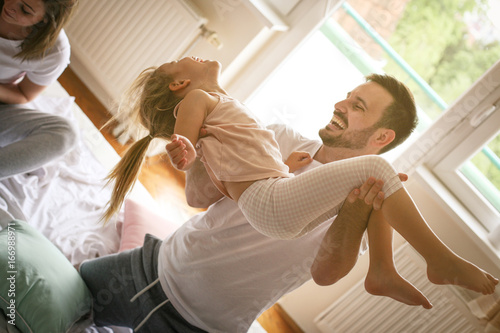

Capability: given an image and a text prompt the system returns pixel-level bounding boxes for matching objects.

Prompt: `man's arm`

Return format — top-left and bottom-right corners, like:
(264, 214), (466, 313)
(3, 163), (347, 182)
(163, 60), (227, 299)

(184, 157), (223, 208)
(310, 178), (385, 286)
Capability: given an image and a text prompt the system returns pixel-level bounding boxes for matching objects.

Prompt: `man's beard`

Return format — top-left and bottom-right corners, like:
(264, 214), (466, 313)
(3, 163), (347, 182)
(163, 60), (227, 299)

(318, 126), (376, 150)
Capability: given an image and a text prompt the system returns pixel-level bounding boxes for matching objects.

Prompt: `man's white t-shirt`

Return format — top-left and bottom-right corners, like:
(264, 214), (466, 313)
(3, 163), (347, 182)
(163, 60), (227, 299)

(0, 29), (70, 86)
(158, 124), (334, 333)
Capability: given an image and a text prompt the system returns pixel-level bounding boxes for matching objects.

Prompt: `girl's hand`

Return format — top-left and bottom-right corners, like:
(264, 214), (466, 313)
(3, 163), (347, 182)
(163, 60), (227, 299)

(166, 134), (197, 171)
(285, 151), (313, 173)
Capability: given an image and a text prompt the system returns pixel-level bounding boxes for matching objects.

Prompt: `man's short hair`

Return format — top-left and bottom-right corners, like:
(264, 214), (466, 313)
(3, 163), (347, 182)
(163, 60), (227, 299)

(366, 74), (418, 154)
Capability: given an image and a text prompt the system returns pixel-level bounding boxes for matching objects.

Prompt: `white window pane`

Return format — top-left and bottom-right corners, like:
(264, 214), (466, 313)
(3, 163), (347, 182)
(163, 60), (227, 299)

(247, 31), (365, 141)
(459, 132), (500, 214)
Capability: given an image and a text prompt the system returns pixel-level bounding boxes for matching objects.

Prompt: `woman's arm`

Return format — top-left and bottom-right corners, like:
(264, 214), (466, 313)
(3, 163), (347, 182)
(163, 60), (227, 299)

(0, 76), (47, 104)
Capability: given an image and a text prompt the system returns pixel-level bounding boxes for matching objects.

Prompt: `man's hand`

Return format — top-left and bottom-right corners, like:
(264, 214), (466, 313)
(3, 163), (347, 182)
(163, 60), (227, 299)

(346, 173), (408, 211)
(285, 151), (313, 173)
(199, 127), (208, 138)
(166, 134), (197, 171)
(311, 174), (407, 286)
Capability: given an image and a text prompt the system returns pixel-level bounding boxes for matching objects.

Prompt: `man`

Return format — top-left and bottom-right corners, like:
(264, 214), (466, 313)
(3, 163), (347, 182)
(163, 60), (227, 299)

(164, 73), (424, 331)
(81, 73), (424, 332)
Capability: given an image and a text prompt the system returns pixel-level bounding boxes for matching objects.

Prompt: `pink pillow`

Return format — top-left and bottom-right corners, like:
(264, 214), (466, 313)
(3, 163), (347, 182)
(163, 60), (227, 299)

(119, 199), (179, 252)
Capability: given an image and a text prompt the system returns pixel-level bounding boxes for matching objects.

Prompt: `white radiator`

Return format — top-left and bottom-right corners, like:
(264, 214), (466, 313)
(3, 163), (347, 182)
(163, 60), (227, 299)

(65, 0), (207, 109)
(314, 243), (484, 333)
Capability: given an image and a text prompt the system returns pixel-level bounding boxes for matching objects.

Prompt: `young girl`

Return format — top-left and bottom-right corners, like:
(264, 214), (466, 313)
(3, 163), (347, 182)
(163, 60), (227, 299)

(104, 56), (497, 298)
(0, 0), (78, 179)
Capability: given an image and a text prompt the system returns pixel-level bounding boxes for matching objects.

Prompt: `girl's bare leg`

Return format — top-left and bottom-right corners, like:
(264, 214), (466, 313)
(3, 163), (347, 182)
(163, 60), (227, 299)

(364, 210), (432, 309)
(382, 188), (498, 295)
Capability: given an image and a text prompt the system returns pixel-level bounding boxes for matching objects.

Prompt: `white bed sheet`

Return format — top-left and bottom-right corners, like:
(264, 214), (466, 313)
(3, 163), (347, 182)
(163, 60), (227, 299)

(0, 81), (165, 265)
(0, 96), (115, 265)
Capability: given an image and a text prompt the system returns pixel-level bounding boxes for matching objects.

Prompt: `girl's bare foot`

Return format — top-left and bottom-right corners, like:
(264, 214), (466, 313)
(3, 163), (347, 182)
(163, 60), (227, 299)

(427, 253), (498, 295)
(365, 264), (433, 309)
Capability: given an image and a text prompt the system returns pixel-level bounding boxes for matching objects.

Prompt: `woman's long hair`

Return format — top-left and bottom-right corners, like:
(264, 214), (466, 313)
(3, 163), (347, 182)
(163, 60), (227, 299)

(101, 67), (182, 223)
(1, 0), (79, 60)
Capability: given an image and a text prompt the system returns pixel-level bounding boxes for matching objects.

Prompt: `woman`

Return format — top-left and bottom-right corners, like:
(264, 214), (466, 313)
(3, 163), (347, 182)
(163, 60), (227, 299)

(0, 0), (78, 180)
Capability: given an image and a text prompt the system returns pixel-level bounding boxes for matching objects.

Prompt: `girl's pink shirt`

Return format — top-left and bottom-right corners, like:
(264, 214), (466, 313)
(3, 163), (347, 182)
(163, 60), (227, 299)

(174, 92), (291, 197)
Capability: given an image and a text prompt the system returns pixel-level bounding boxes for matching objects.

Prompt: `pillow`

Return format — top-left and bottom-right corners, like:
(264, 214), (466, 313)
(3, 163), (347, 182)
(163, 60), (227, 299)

(0, 220), (92, 333)
(119, 199), (180, 252)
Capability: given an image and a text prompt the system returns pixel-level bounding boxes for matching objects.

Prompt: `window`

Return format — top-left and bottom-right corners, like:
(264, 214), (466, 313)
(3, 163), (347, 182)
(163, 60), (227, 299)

(461, 135), (500, 215)
(246, 0), (500, 239)
(431, 80), (500, 231)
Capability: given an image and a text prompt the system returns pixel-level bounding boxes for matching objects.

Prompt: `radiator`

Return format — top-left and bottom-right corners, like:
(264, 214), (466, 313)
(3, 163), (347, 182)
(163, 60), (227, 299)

(65, 0), (207, 109)
(314, 243), (483, 333)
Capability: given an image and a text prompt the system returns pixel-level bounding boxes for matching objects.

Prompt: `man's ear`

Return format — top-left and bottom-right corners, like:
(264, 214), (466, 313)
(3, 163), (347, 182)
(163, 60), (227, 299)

(372, 128), (395, 148)
(169, 79), (191, 92)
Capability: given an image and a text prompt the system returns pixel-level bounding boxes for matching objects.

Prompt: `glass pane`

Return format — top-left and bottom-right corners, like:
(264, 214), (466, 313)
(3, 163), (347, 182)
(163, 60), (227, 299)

(247, 0), (500, 162)
(247, 31), (364, 141)
(459, 132), (500, 213)
(332, 0), (500, 124)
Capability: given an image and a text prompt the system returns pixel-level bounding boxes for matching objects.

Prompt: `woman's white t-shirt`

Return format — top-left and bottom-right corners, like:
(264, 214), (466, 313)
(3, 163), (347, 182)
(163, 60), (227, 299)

(0, 29), (70, 86)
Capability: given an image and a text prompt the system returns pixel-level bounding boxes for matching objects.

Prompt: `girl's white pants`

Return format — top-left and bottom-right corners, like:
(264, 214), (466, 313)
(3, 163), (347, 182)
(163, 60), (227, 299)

(238, 155), (403, 239)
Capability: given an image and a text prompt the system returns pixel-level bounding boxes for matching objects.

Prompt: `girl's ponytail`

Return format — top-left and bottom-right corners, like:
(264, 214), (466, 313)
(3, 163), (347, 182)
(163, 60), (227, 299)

(101, 66), (179, 223)
(101, 135), (153, 223)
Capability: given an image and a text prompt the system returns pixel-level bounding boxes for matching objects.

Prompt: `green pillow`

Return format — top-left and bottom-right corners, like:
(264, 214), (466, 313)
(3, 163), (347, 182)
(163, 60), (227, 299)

(0, 220), (92, 333)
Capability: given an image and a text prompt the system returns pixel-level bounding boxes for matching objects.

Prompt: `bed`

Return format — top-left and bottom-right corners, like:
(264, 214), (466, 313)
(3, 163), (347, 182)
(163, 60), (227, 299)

(0, 81), (267, 332)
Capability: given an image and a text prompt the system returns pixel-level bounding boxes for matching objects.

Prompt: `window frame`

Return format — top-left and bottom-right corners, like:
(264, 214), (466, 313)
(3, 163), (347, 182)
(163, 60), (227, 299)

(432, 110), (500, 231)
(394, 60), (500, 234)
(223, 0), (343, 101)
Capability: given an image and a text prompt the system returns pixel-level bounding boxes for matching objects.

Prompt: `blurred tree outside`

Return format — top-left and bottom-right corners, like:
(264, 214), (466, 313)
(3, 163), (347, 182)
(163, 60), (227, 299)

(384, 0), (500, 119)
(332, 0), (499, 190)
(381, 0), (500, 190)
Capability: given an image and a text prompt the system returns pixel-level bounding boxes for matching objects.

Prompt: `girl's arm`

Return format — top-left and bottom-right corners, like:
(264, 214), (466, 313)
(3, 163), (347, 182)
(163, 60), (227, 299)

(174, 89), (211, 145)
(170, 89), (213, 171)
(285, 151), (313, 173)
(0, 77), (47, 104)
(166, 125), (223, 207)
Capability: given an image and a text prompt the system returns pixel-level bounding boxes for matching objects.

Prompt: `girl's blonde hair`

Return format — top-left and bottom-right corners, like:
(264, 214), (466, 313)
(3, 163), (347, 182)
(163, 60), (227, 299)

(102, 67), (182, 223)
(3, 0), (79, 61)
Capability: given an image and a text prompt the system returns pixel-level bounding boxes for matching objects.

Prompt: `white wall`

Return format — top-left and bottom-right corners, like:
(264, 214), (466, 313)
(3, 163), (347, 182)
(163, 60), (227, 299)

(187, 0), (266, 74)
(190, 0), (344, 101)
(68, 0), (339, 108)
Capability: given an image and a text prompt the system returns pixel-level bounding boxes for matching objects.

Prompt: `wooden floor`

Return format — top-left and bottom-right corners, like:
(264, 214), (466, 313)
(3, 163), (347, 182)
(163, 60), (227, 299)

(57, 67), (302, 333)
